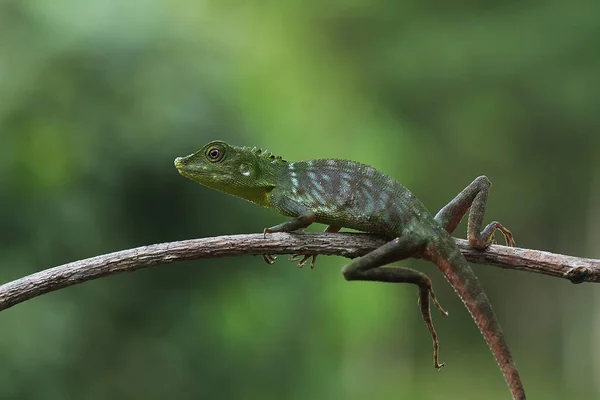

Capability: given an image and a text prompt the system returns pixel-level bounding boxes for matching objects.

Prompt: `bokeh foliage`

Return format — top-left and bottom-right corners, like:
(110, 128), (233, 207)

(1, 0), (599, 399)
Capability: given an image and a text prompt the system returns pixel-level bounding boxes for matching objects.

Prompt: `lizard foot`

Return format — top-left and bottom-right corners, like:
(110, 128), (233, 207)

(289, 254), (317, 269)
(498, 225), (515, 247)
(489, 222), (515, 247)
(262, 227), (278, 264)
(471, 222), (516, 249)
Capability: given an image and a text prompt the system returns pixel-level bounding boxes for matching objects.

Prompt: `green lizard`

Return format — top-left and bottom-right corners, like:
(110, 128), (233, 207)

(174, 140), (526, 399)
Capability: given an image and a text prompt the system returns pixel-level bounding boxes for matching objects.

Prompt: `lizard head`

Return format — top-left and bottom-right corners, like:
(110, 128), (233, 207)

(174, 140), (284, 206)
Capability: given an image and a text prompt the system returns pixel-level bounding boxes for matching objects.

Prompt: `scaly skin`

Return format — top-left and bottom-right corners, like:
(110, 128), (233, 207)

(175, 140), (525, 399)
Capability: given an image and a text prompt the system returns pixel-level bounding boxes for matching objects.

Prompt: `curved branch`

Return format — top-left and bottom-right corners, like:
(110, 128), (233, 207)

(1, 232), (598, 312)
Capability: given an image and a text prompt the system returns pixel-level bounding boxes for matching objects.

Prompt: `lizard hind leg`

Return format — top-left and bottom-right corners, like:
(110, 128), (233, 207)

(341, 237), (448, 369)
(434, 175), (515, 248)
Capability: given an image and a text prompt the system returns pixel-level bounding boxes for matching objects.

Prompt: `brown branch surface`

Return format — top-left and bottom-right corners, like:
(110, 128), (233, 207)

(1, 232), (599, 312)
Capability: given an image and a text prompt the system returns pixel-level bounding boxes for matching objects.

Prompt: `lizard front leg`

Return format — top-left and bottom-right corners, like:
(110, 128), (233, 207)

(262, 195), (316, 265)
(434, 175), (515, 247)
(341, 235), (449, 369)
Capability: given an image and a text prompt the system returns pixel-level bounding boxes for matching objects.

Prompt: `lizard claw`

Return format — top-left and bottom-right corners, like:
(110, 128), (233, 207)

(492, 223), (515, 247)
(262, 227), (278, 264)
(263, 254), (277, 264)
(263, 227), (272, 239)
(500, 228), (515, 247)
(289, 254), (318, 269)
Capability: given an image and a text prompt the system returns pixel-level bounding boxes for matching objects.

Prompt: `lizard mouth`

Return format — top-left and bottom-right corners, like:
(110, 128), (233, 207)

(174, 156), (190, 176)
(174, 156), (187, 171)
(174, 156), (212, 180)
(175, 156), (198, 175)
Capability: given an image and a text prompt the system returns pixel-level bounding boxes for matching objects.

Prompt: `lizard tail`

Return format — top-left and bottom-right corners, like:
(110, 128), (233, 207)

(423, 233), (526, 400)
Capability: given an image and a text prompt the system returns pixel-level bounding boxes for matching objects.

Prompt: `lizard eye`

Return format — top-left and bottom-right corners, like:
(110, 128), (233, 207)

(206, 146), (224, 162)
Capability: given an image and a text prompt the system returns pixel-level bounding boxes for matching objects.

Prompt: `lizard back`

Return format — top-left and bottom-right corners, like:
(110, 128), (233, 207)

(275, 159), (431, 237)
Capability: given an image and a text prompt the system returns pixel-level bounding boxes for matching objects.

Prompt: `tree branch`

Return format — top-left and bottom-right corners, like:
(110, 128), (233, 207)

(1, 232), (598, 312)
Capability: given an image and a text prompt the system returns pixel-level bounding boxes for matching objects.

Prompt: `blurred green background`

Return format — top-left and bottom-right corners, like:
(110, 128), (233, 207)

(1, 0), (599, 399)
